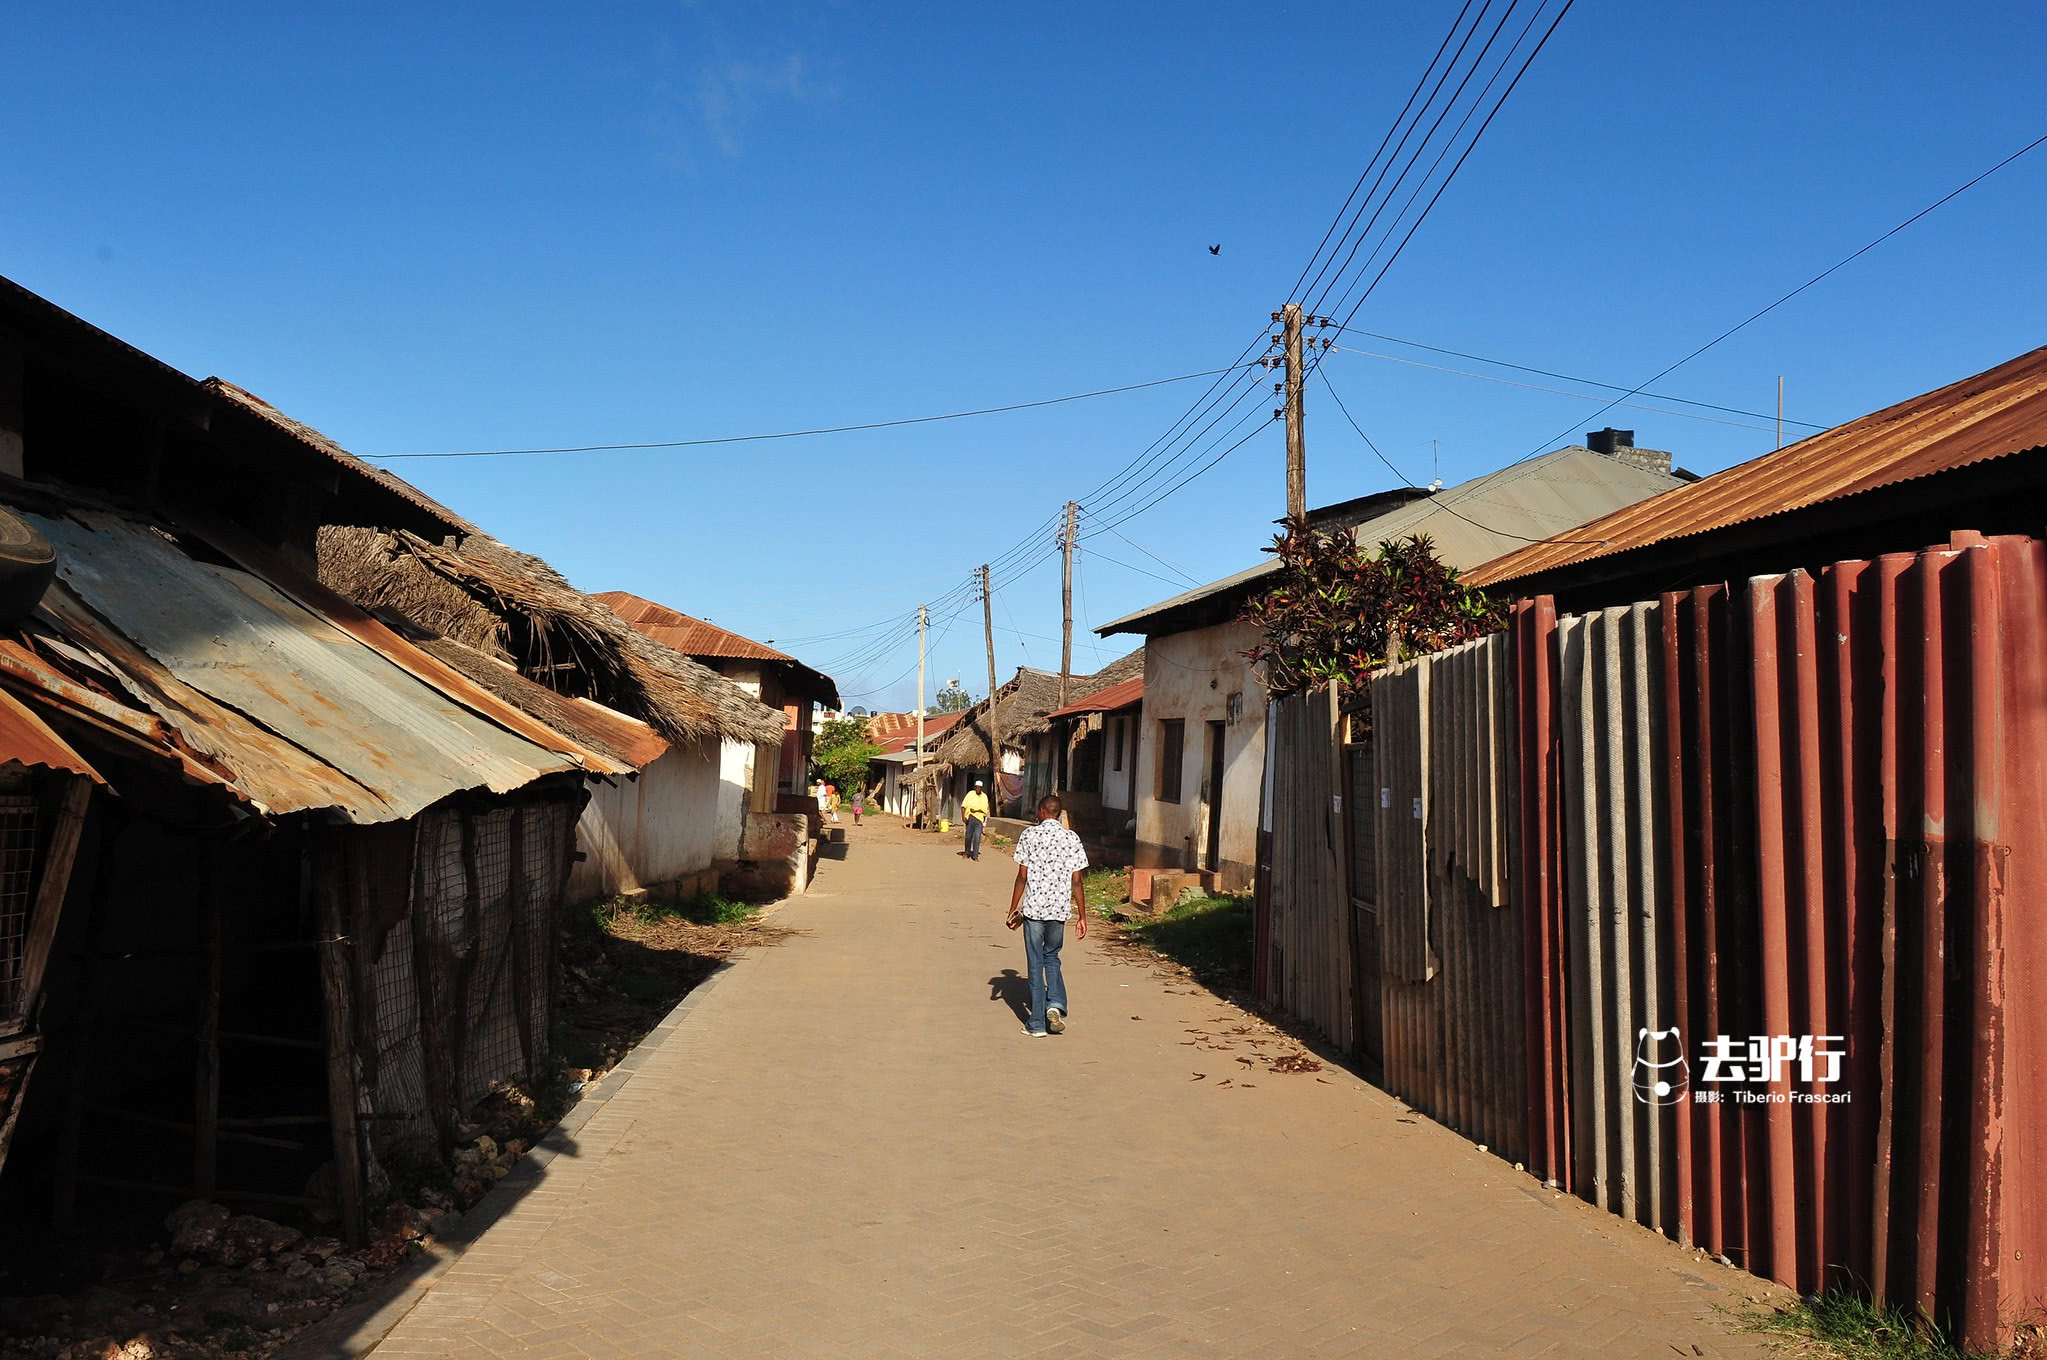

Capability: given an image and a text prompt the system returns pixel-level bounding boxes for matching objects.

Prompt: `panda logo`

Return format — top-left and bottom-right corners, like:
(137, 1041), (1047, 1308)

(1631, 1026), (1687, 1106)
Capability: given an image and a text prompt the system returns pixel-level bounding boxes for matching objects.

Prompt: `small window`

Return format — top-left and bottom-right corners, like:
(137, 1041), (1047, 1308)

(1111, 719), (1125, 772)
(1157, 719), (1184, 804)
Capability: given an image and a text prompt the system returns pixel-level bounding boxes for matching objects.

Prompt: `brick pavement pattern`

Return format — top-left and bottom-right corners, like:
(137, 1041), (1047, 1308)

(370, 818), (1775, 1359)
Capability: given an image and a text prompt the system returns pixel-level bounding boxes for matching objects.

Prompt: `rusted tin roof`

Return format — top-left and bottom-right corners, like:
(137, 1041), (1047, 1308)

(592, 592), (795, 663)
(15, 505), (580, 822)
(1468, 343), (2047, 589)
(0, 686), (101, 783)
(1044, 677), (1143, 719)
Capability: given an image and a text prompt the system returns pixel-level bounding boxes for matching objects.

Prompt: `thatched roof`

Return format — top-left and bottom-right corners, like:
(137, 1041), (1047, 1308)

(933, 649), (1144, 769)
(317, 525), (787, 748)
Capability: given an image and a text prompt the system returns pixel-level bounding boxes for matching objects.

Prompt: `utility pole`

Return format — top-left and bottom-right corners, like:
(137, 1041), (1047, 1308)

(1059, 501), (1077, 708)
(1283, 302), (1306, 521)
(981, 564), (1002, 816)
(1776, 375), (1784, 450)
(914, 603), (926, 823)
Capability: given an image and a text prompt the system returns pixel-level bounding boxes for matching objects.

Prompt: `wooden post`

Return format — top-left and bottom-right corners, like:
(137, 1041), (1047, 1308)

(312, 838), (368, 1246)
(12, 776), (93, 1036)
(981, 565), (1002, 815)
(409, 829), (456, 1155)
(1059, 501), (1077, 709)
(1284, 303), (1306, 521)
(193, 843), (223, 1201)
(914, 604), (926, 825)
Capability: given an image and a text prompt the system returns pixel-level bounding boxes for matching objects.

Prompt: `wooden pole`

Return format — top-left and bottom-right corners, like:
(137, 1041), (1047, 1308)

(312, 840), (368, 1245)
(981, 565), (1002, 815)
(1059, 501), (1077, 709)
(915, 603), (926, 824)
(1284, 303), (1306, 521)
(12, 776), (93, 1035)
(193, 843), (223, 1201)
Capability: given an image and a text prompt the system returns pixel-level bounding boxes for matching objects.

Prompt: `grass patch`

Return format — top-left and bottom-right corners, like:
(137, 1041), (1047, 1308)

(1083, 867), (1129, 912)
(1120, 894), (1252, 995)
(1739, 1291), (1992, 1360)
(591, 890), (759, 930)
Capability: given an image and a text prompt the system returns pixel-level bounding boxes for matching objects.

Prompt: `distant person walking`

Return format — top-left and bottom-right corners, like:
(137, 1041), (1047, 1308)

(1006, 794), (1088, 1036)
(826, 784), (841, 823)
(852, 789), (864, 825)
(960, 779), (990, 860)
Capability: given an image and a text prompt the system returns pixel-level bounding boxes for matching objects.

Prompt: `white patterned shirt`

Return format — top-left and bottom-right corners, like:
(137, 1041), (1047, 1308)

(1013, 819), (1089, 921)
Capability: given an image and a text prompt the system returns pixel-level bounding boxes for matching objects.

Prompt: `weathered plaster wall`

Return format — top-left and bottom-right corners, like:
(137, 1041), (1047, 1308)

(1133, 622), (1264, 892)
(570, 739), (723, 901)
(1101, 712), (1137, 813)
(715, 661), (766, 855)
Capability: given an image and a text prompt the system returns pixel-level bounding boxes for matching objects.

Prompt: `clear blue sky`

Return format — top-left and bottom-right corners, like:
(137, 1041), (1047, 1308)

(5, 3), (2043, 709)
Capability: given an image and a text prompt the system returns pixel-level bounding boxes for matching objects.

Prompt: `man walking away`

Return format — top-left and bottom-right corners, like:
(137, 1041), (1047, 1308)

(960, 779), (990, 860)
(1006, 794), (1088, 1036)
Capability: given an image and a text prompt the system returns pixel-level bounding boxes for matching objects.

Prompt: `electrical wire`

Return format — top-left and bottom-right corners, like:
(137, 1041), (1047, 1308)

(1326, 344), (1793, 433)
(1511, 127), (2047, 464)
(1079, 510), (1203, 586)
(1331, 329), (1829, 428)
(368, 362), (1262, 460)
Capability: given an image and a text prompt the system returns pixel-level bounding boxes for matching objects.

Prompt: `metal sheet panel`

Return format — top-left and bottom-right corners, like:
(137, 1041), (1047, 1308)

(1261, 687), (1353, 1052)
(1370, 636), (1526, 1165)
(0, 687), (101, 783)
(31, 510), (574, 822)
(1557, 601), (1678, 1236)
(1513, 598), (1573, 1190)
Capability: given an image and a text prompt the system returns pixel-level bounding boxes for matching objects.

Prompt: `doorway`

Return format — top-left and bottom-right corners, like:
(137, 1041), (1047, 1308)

(1203, 721), (1226, 873)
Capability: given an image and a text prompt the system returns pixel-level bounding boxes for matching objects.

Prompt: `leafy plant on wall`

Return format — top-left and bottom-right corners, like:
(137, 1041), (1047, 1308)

(1241, 520), (1504, 701)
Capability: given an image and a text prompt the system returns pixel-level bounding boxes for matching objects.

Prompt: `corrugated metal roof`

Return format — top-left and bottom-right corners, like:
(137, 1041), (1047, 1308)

(0, 685), (102, 783)
(1099, 448), (1685, 635)
(23, 507), (577, 822)
(204, 379), (481, 539)
(1467, 344), (2047, 589)
(1045, 677), (1143, 718)
(874, 711), (963, 755)
(591, 592), (794, 662)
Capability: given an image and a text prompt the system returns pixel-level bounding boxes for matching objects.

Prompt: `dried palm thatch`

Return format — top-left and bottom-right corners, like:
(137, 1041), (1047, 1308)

(933, 650), (1142, 768)
(317, 525), (786, 748)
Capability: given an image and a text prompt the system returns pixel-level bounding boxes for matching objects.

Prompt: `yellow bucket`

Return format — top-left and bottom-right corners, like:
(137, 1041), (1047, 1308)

(939, 818), (951, 833)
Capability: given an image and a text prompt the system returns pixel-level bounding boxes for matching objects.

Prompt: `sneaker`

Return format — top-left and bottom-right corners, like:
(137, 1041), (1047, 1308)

(1022, 1027), (1047, 1038)
(1046, 1007), (1066, 1034)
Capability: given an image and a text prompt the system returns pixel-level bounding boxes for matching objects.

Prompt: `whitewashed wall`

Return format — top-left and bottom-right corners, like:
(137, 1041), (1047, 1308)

(569, 738), (724, 901)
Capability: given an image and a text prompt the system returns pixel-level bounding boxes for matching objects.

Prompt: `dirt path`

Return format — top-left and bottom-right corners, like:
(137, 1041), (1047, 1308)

(365, 816), (1777, 1358)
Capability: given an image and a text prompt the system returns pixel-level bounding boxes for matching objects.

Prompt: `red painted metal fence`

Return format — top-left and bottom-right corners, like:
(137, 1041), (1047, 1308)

(1497, 534), (2047, 1350)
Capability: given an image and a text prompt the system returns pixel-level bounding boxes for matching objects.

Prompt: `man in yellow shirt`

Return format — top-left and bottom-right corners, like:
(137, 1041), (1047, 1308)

(960, 779), (991, 860)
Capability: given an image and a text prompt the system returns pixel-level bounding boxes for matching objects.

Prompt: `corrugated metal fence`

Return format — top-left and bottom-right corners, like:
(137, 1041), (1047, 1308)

(1261, 688), (1354, 1054)
(1262, 531), (2047, 1351)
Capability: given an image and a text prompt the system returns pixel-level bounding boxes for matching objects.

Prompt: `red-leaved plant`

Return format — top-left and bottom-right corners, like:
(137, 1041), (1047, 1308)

(1241, 519), (1504, 701)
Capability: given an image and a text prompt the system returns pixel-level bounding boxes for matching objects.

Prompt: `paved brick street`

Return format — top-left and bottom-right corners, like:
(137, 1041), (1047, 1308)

(367, 818), (1775, 1359)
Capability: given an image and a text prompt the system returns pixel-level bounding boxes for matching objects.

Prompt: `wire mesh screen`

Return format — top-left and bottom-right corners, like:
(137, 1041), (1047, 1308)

(0, 796), (41, 1023)
(364, 916), (433, 1158)
(520, 802), (572, 1060)
(459, 807), (522, 1109)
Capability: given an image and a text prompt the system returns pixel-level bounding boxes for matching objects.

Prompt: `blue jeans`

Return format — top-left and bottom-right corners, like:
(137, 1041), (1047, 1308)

(1023, 919), (1068, 1033)
(964, 816), (984, 858)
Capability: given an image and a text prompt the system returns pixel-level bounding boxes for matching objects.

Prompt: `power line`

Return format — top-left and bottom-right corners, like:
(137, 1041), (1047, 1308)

(1075, 547), (1199, 592)
(1512, 128), (2047, 463)
(1080, 510), (1203, 585)
(1289, 0), (1483, 301)
(1326, 344), (1798, 433)
(368, 361), (1262, 460)
(1331, 331), (1830, 428)
(1322, 0), (1577, 338)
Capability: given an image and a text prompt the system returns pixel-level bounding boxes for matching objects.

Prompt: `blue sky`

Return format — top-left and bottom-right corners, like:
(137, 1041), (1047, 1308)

(5, 3), (2043, 709)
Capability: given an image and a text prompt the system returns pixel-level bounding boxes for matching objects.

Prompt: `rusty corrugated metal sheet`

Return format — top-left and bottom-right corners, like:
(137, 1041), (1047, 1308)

(25, 508), (577, 822)
(1370, 636), (1526, 1166)
(0, 685), (101, 783)
(1469, 344), (2047, 590)
(1513, 598), (1573, 1190)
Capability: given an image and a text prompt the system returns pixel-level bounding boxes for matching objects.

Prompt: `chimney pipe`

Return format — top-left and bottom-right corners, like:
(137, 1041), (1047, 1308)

(1587, 427), (1635, 455)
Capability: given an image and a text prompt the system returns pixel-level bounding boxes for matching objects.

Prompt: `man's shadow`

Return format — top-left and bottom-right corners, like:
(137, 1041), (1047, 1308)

(988, 969), (1031, 1024)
